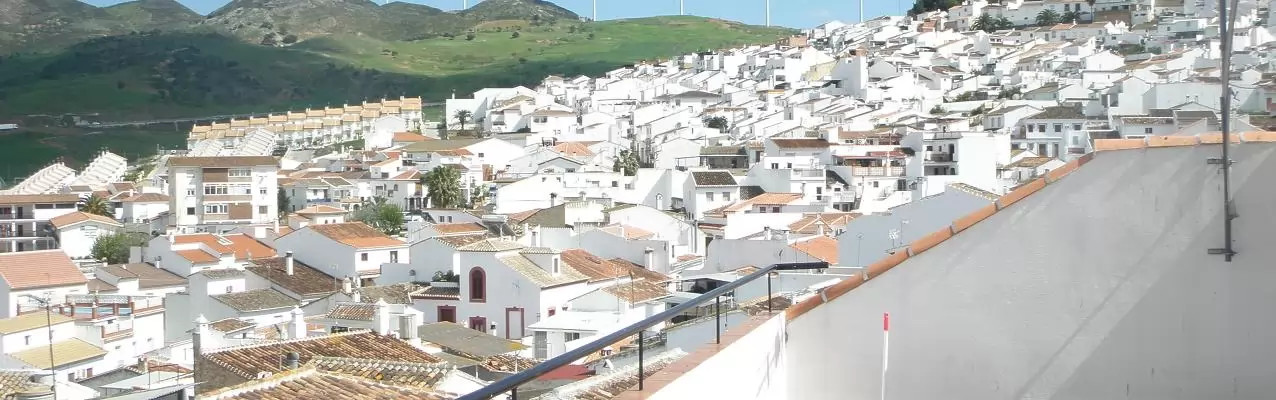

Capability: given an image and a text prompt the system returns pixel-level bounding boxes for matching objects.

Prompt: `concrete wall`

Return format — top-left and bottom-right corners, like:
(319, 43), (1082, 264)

(836, 189), (992, 270)
(650, 313), (786, 400)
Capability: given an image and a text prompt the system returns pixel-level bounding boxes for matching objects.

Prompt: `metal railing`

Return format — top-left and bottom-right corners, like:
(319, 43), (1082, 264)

(458, 261), (829, 400)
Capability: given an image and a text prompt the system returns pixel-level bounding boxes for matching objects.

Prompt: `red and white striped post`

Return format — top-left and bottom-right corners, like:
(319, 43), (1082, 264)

(881, 312), (890, 400)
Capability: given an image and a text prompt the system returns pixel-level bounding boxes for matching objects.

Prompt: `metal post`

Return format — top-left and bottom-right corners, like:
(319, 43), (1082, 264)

(1211, 0), (1238, 261)
(511, 388), (517, 400)
(767, 273), (773, 313)
(715, 296), (721, 344)
(42, 292), (58, 400)
(638, 330), (645, 390)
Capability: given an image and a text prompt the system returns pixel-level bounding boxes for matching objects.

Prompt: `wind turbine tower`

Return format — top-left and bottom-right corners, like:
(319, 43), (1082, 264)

(593, 0), (597, 21)
(680, 0), (685, 15)
(765, 0), (771, 26)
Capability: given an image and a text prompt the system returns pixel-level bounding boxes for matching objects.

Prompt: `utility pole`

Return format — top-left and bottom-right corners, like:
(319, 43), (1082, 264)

(1210, 0), (1238, 261)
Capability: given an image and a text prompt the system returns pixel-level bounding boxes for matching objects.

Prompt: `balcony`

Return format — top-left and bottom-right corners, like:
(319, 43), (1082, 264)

(101, 320), (134, 341)
(849, 166), (905, 177)
(0, 213), (34, 220)
(791, 168), (825, 178)
(926, 152), (954, 162)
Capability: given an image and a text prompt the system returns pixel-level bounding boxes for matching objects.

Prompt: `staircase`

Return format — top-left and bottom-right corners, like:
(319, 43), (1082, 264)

(1, 162), (76, 194)
(71, 151), (128, 187)
(236, 129), (278, 156)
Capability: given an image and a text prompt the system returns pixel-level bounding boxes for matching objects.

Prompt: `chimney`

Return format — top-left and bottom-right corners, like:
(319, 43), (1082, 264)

(352, 290), (362, 303)
(290, 307), (306, 339)
(192, 315), (209, 358)
(342, 277), (353, 294)
(763, 226), (773, 240)
(285, 251), (295, 275)
(374, 298), (391, 335)
(643, 247), (654, 269)
(283, 351), (301, 370)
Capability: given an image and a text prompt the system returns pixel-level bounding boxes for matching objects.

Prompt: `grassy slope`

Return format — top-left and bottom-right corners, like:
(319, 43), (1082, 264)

(0, 16), (792, 178)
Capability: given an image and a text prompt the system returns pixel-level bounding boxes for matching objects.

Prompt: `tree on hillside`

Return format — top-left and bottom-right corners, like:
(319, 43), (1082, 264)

(511, 31), (521, 39)
(466, 32), (477, 41)
(423, 166), (463, 209)
(91, 233), (147, 264)
(1036, 9), (1060, 26)
(972, 14), (997, 32)
(909, 0), (959, 16)
(703, 116), (728, 131)
(1060, 10), (1082, 24)
(454, 110), (472, 131)
(353, 197), (405, 236)
(79, 195), (113, 218)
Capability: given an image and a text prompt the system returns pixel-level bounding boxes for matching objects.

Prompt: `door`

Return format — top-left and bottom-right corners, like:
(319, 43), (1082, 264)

(505, 308), (525, 339)
(437, 306), (456, 323)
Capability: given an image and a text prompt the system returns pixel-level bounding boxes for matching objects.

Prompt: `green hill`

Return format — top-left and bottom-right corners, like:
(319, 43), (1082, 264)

(0, 16), (794, 120)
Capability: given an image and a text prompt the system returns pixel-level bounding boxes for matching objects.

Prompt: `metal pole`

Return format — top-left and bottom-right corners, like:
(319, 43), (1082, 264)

(43, 293), (58, 400)
(766, 273), (773, 313)
(511, 388), (517, 400)
(1220, 0), (1236, 262)
(638, 330), (645, 390)
(715, 296), (721, 344)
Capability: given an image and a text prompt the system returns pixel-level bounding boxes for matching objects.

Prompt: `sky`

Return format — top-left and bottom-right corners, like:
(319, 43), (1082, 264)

(80, 0), (911, 29)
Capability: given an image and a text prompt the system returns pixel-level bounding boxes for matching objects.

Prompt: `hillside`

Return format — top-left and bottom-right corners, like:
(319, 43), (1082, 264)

(0, 16), (794, 120)
(0, 0), (198, 51)
(460, 0), (578, 21)
(103, 0), (202, 28)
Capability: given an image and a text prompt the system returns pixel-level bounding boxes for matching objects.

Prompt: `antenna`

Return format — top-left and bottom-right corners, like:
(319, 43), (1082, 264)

(1208, 0), (1240, 261)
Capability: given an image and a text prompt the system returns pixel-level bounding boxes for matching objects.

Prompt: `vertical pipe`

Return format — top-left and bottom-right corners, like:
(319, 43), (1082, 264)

(1220, 0), (1235, 262)
(881, 313), (890, 400)
(715, 296), (721, 343)
(767, 273), (773, 313)
(511, 388), (517, 400)
(638, 330), (645, 390)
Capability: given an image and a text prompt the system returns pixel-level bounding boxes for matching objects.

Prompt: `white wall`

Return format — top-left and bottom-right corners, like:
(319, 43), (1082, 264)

(649, 313), (787, 400)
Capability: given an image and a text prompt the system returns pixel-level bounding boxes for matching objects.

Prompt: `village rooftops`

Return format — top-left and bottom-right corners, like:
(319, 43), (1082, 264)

(789, 236), (839, 264)
(10, 338), (105, 369)
(1025, 104), (1085, 120)
(199, 363), (452, 400)
(208, 318), (256, 334)
(99, 263), (187, 289)
(0, 312), (74, 334)
(173, 233), (277, 261)
(211, 289), (298, 313)
(48, 211), (121, 229)
(498, 253), (589, 288)
(771, 138), (832, 149)
(294, 205), (347, 215)
(418, 322), (527, 358)
(0, 194), (80, 204)
(201, 330), (442, 383)
(0, 250), (89, 290)
(167, 156), (278, 168)
(325, 303), (377, 321)
(691, 171), (738, 186)
(307, 222), (406, 249)
(602, 279), (672, 303)
(247, 257), (341, 298)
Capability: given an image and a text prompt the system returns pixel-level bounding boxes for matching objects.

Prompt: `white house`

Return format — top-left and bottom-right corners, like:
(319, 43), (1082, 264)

(274, 222), (408, 287)
(48, 212), (122, 259)
(0, 250), (89, 319)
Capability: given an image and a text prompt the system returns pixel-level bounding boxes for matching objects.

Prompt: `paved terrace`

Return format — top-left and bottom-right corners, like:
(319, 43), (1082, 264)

(613, 133), (1276, 400)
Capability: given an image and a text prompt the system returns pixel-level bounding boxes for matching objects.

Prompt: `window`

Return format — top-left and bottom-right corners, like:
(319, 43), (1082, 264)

(186, 189), (196, 196)
(438, 306), (456, 323)
(204, 185), (229, 195)
(477, 153), (485, 158)
(771, 206), (780, 213)
(469, 317), (488, 332)
(203, 204), (228, 214)
(1053, 124), (1062, 133)
(612, 181), (618, 188)
(1144, 127), (1153, 134)
(1072, 123), (1082, 131)
(24, 335), (30, 345)
(360, 253), (369, 261)
(564, 332), (581, 342)
(186, 207), (195, 216)
(259, 187), (268, 195)
(258, 206), (268, 215)
(1027, 124), (1034, 132)
(1037, 124), (1046, 132)
(552, 258), (560, 274)
(723, 192), (732, 201)
(705, 192), (715, 201)
(229, 169), (251, 177)
(225, 286), (233, 294)
(469, 267), (487, 302)
(390, 251), (399, 263)
(533, 116), (548, 123)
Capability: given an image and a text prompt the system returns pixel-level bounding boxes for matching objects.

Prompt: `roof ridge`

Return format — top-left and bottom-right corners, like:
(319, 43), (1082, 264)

(205, 329), (375, 355)
(310, 356), (453, 373)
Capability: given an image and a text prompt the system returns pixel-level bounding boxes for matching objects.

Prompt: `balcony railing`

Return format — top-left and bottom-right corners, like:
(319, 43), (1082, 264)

(0, 213), (34, 220)
(926, 153), (954, 162)
(458, 262), (829, 400)
(849, 166), (905, 176)
(791, 169), (825, 178)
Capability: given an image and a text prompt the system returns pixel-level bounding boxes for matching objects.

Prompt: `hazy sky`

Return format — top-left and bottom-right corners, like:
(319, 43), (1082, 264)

(78, 0), (910, 28)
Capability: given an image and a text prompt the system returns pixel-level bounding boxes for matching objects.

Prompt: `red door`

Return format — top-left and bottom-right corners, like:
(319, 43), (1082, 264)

(437, 306), (456, 323)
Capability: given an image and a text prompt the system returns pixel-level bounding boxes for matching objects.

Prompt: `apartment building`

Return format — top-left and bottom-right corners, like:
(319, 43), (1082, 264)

(166, 156), (279, 234)
(0, 194), (81, 253)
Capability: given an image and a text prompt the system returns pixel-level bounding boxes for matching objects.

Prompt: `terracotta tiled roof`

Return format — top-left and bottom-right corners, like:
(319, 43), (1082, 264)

(498, 254), (588, 288)
(308, 223), (406, 249)
(771, 138), (832, 148)
(209, 318), (256, 333)
(212, 289), (298, 312)
(0, 194), (80, 204)
(787, 213), (858, 234)
(203, 366), (451, 400)
(598, 224), (655, 240)
(457, 238), (523, 252)
(326, 303), (377, 321)
(295, 205), (347, 215)
(0, 250), (88, 290)
(247, 257), (340, 298)
(48, 211), (120, 229)
(553, 142), (595, 157)
(412, 285), (460, 300)
(99, 263), (187, 289)
(691, 171), (737, 186)
(356, 282), (428, 304)
(432, 222), (487, 235)
(430, 234), (491, 248)
(601, 279), (671, 303)
(87, 278), (118, 293)
(201, 331), (441, 380)
(482, 354), (539, 373)
(417, 322), (527, 358)
(310, 356), (450, 388)
(168, 156), (277, 168)
(119, 193), (170, 203)
(392, 132), (428, 143)
(560, 249), (670, 283)
(176, 249), (220, 264)
(223, 234), (278, 260)
(790, 236), (839, 264)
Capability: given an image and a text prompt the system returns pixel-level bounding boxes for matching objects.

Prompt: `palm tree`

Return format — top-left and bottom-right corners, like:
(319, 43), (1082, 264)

(1036, 9), (1060, 26)
(995, 17), (1015, 30)
(972, 14), (996, 32)
(79, 195), (113, 218)
(1060, 10), (1082, 24)
(423, 166), (463, 209)
(453, 110), (473, 131)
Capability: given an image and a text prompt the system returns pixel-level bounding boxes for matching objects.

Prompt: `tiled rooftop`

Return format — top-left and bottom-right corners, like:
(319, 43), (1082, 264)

(247, 257), (341, 297)
(326, 303), (377, 321)
(212, 289), (298, 312)
(307, 222), (406, 249)
(99, 263), (187, 289)
(202, 331), (442, 380)
(0, 250), (89, 290)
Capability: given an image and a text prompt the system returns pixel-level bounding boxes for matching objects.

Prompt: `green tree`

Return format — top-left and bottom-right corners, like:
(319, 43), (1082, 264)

(702, 116), (728, 130)
(453, 109), (472, 131)
(277, 191), (290, 217)
(91, 233), (146, 264)
(353, 197), (405, 236)
(909, 0), (958, 16)
(282, 34), (299, 44)
(994, 17), (1015, 30)
(511, 31), (521, 39)
(972, 14), (996, 32)
(613, 149), (639, 176)
(79, 195), (114, 217)
(1060, 10), (1082, 23)
(423, 166), (463, 209)
(466, 32), (477, 41)
(1036, 9), (1060, 26)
